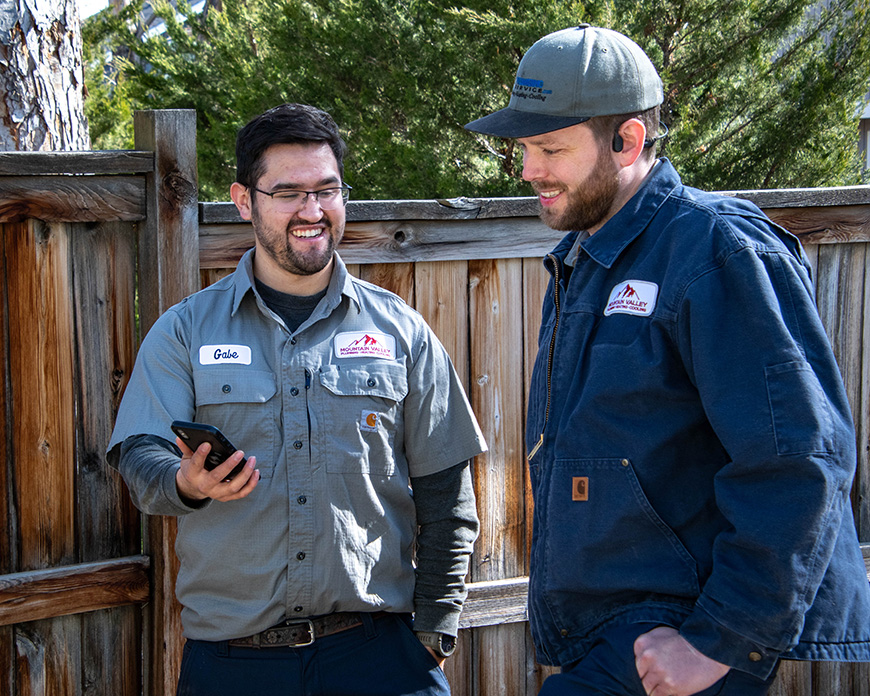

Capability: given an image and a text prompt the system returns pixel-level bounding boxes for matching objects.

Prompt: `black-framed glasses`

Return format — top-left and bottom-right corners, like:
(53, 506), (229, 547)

(251, 184), (352, 211)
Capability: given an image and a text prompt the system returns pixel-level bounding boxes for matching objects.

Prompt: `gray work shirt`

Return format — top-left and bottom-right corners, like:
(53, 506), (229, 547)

(107, 249), (487, 641)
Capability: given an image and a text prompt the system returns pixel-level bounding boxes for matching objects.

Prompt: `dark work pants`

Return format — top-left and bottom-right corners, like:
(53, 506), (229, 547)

(539, 623), (779, 696)
(176, 613), (450, 696)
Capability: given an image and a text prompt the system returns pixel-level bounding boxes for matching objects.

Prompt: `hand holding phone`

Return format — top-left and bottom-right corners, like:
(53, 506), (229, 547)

(171, 420), (247, 480)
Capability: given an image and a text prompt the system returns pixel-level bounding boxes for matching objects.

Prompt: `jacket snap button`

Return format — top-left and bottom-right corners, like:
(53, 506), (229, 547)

(621, 459), (629, 466)
(222, 384), (232, 394)
(560, 629), (568, 637)
(748, 651), (762, 662)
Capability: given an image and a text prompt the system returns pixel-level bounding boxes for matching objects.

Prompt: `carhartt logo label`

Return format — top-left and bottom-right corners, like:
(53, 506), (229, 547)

(334, 331), (396, 360)
(604, 280), (658, 317)
(199, 344), (252, 365)
(360, 410), (379, 432)
(572, 477), (589, 502)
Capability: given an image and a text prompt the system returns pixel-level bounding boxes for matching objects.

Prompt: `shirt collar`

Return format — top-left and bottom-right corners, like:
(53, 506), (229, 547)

(576, 158), (680, 269)
(231, 248), (360, 317)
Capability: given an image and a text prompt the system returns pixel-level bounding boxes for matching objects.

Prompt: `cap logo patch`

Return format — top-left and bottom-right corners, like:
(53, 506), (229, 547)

(604, 280), (658, 317)
(199, 344), (252, 365)
(334, 331), (396, 360)
(513, 77), (553, 102)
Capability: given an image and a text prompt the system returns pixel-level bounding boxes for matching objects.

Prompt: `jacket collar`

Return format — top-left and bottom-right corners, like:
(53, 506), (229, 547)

(550, 158), (681, 270)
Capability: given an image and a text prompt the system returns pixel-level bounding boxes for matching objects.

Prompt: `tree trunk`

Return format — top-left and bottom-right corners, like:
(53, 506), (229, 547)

(0, 0), (89, 151)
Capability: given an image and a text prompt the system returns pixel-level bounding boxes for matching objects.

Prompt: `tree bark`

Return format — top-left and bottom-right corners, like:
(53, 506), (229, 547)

(0, 0), (89, 151)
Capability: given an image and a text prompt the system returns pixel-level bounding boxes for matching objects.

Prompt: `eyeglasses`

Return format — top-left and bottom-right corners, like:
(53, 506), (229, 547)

(251, 184), (352, 211)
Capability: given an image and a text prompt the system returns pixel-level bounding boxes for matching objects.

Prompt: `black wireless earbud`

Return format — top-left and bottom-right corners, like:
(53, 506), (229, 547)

(612, 131), (624, 152)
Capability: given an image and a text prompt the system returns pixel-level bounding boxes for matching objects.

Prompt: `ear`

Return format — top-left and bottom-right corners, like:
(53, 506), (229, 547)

(614, 118), (648, 167)
(230, 182), (253, 221)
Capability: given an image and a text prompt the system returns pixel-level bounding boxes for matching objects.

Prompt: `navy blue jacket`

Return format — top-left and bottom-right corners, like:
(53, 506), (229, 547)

(525, 159), (870, 678)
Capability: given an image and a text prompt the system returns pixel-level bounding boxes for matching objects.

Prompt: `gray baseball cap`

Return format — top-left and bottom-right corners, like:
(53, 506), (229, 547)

(465, 25), (663, 138)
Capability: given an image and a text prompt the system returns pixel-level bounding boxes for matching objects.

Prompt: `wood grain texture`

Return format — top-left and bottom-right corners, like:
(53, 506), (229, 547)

(5, 220), (76, 571)
(0, 176), (146, 222)
(413, 261), (469, 385)
(134, 110), (200, 696)
(0, 556), (150, 626)
(0, 150), (154, 175)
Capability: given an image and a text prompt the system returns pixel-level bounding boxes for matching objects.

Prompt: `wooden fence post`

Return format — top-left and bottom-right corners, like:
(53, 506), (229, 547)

(133, 109), (199, 696)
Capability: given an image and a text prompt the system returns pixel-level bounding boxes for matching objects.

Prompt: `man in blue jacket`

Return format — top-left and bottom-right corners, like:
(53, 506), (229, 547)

(466, 25), (870, 696)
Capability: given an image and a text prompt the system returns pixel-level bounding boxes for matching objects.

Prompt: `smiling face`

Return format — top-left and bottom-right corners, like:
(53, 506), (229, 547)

(231, 142), (346, 294)
(518, 122), (620, 234)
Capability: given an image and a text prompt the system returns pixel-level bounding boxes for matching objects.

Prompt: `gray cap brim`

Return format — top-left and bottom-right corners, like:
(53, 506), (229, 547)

(464, 108), (590, 138)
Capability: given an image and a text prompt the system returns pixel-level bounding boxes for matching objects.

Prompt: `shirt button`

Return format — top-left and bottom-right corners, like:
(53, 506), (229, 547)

(748, 651), (762, 662)
(222, 384), (232, 394)
(290, 337), (297, 345)
(294, 606), (304, 613)
(297, 495), (307, 505)
(293, 440), (303, 450)
(296, 552), (306, 561)
(290, 387), (299, 396)
(366, 377), (376, 387)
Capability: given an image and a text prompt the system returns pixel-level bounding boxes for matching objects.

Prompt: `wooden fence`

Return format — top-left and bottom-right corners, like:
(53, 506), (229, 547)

(1, 109), (869, 695)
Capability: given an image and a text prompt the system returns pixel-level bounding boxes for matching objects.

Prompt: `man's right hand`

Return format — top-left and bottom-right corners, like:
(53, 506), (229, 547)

(175, 437), (259, 503)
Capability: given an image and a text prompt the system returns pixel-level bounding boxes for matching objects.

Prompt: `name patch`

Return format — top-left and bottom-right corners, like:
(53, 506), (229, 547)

(604, 280), (658, 317)
(199, 344), (252, 365)
(334, 331), (396, 360)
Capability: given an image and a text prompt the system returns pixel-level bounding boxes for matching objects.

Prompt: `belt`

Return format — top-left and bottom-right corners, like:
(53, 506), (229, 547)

(227, 612), (382, 648)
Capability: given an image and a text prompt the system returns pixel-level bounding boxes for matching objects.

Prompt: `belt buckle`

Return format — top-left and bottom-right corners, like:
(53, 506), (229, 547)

(281, 619), (315, 647)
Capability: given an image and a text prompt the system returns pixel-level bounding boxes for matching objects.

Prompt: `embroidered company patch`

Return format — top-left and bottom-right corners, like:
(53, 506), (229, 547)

(334, 331), (396, 360)
(360, 410), (379, 433)
(199, 344), (252, 365)
(604, 280), (659, 317)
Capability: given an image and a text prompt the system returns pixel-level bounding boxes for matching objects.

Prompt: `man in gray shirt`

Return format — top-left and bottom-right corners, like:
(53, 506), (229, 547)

(107, 103), (487, 696)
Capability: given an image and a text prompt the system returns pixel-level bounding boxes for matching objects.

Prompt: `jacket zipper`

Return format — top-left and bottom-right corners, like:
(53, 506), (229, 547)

(528, 254), (561, 462)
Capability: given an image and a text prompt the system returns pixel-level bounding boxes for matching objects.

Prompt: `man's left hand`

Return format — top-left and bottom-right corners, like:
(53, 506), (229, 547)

(634, 626), (730, 696)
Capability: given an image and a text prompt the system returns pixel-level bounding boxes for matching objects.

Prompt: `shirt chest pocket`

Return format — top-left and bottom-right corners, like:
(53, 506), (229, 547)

(316, 362), (409, 475)
(192, 368), (279, 478)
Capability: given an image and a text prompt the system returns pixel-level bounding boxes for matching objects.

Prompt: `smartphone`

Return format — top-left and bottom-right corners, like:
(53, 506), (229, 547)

(170, 420), (247, 480)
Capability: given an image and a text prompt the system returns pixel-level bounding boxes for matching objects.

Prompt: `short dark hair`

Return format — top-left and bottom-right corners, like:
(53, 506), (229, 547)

(588, 105), (661, 160)
(235, 103), (347, 189)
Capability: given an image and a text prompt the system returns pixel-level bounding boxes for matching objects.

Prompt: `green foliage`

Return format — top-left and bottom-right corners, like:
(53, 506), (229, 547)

(84, 0), (870, 200)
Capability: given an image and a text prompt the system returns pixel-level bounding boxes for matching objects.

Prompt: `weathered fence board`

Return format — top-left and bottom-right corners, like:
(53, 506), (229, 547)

(2, 132), (869, 696)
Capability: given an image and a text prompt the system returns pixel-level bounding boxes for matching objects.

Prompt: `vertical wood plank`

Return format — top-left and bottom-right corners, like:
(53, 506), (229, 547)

(469, 258), (526, 696)
(813, 243), (867, 534)
(860, 247), (870, 541)
(769, 660), (812, 696)
(200, 267), (234, 289)
(356, 262), (415, 306)
(414, 261), (469, 387)
(415, 260), (471, 695)
(15, 616), (81, 696)
(134, 110), (200, 696)
(0, 222), (15, 696)
(72, 220), (141, 696)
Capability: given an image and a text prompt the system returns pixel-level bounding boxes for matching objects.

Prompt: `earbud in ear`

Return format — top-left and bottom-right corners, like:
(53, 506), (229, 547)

(612, 132), (624, 152)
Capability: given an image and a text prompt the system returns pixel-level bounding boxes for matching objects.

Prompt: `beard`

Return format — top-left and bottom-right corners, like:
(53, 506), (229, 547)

(251, 207), (344, 277)
(538, 147), (620, 232)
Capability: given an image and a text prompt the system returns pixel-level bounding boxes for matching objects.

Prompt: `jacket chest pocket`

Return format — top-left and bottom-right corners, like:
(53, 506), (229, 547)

(316, 362), (408, 475)
(192, 368), (279, 478)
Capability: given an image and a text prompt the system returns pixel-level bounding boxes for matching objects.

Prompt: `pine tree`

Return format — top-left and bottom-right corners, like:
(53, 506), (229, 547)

(84, 0), (870, 198)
